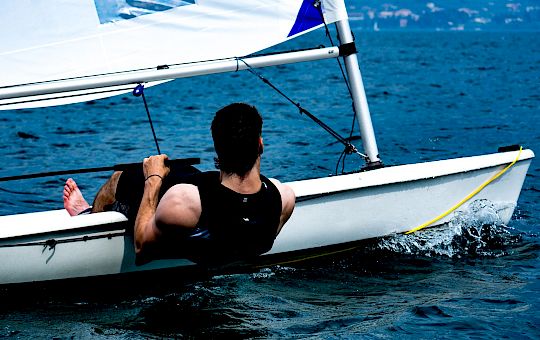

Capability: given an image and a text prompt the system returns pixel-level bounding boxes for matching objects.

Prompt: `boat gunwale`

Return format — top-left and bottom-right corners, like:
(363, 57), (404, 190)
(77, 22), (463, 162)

(289, 149), (534, 198)
(0, 222), (127, 245)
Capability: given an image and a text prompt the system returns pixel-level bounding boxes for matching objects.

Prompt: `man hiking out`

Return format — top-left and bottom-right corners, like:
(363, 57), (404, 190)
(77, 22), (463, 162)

(63, 103), (295, 264)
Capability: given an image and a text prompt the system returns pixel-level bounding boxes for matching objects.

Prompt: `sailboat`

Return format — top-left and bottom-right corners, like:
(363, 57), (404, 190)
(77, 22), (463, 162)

(0, 0), (534, 286)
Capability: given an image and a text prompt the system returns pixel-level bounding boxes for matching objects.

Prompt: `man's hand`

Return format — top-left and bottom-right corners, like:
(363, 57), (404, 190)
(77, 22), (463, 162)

(142, 154), (170, 180)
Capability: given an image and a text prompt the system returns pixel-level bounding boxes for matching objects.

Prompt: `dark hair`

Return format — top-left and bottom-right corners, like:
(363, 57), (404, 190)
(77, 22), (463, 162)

(211, 103), (263, 177)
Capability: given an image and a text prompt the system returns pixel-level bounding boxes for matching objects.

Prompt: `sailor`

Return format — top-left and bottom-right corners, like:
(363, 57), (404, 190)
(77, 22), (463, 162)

(63, 103), (295, 265)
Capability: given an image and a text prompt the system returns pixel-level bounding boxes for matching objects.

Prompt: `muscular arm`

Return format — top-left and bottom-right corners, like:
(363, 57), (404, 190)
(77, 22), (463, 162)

(269, 178), (296, 235)
(134, 155), (201, 264)
(134, 155), (170, 262)
(154, 184), (201, 231)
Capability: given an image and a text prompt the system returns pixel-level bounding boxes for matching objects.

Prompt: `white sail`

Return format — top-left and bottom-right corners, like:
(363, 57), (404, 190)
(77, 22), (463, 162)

(0, 0), (347, 110)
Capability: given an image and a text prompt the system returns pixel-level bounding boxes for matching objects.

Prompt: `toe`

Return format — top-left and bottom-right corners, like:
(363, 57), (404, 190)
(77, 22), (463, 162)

(67, 181), (77, 192)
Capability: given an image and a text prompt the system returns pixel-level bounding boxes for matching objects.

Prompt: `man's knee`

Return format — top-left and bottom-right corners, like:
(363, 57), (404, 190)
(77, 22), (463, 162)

(110, 171), (122, 191)
(92, 171), (123, 211)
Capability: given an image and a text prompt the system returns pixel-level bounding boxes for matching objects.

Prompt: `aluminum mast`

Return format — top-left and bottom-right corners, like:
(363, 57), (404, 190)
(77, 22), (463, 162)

(335, 20), (382, 166)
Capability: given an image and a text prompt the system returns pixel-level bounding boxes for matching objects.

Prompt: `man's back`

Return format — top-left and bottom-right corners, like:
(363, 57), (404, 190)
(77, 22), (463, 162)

(154, 171), (285, 261)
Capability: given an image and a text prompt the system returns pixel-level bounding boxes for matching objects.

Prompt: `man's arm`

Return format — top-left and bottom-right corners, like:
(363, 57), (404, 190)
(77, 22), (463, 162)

(154, 184), (201, 231)
(269, 178), (296, 235)
(134, 155), (170, 261)
(134, 155), (202, 263)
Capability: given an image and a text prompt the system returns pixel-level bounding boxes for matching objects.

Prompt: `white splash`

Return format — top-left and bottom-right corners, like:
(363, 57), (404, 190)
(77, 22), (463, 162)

(377, 199), (519, 258)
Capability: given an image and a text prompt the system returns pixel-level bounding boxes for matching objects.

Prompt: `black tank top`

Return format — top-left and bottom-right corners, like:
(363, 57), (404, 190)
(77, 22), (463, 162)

(185, 171), (282, 264)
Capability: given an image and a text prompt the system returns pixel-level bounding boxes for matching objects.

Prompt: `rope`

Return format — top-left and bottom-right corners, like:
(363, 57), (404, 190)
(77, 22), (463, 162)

(257, 245), (358, 268)
(405, 147), (523, 234)
(0, 232), (126, 249)
(313, 0), (362, 174)
(133, 84), (161, 154)
(237, 58), (366, 160)
(313, 0), (353, 98)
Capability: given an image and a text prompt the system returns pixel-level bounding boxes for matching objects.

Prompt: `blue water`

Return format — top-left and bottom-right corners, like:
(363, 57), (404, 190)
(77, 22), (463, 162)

(1, 29), (539, 338)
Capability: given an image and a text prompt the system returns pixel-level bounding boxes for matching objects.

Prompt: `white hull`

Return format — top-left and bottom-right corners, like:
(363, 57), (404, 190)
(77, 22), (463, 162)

(0, 149), (533, 285)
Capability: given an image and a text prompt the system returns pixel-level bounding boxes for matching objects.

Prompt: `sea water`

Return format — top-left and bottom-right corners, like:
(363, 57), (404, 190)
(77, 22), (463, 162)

(0, 30), (539, 338)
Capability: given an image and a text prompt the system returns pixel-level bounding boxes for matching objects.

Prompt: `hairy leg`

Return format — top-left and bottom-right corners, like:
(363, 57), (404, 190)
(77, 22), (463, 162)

(92, 171), (122, 212)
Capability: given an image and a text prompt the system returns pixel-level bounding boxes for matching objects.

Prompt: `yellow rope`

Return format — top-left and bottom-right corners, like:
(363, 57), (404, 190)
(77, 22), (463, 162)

(405, 147), (523, 234)
(256, 246), (359, 268)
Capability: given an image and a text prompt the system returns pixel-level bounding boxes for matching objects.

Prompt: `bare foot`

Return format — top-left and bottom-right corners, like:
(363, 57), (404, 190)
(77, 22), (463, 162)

(63, 178), (91, 216)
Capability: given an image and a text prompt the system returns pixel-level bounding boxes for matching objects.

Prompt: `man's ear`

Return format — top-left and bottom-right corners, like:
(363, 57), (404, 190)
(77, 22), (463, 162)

(258, 137), (264, 155)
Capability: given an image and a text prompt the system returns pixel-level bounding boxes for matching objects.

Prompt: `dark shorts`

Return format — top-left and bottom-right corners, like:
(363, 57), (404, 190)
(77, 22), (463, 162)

(108, 163), (201, 225)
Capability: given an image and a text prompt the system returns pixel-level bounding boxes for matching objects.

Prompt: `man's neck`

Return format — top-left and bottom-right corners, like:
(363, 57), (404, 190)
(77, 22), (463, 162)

(220, 159), (261, 194)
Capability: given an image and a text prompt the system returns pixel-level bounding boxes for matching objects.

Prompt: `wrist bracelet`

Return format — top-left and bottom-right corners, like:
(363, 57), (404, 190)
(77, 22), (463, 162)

(145, 174), (163, 181)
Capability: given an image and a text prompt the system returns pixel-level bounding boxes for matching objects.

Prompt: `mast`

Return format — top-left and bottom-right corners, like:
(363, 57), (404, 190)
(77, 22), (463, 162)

(335, 19), (382, 167)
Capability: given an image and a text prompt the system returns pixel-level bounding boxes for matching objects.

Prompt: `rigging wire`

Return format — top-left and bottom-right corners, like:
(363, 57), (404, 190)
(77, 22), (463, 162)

(314, 0), (363, 174)
(133, 84), (161, 154)
(313, 0), (353, 99)
(237, 58), (366, 161)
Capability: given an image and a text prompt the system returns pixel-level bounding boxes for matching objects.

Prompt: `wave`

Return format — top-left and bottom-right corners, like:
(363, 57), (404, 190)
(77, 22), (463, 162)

(376, 199), (526, 258)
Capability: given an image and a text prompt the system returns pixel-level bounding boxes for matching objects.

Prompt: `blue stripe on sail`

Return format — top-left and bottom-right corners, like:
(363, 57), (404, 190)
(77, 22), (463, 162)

(94, 0), (195, 25)
(287, 0), (324, 37)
